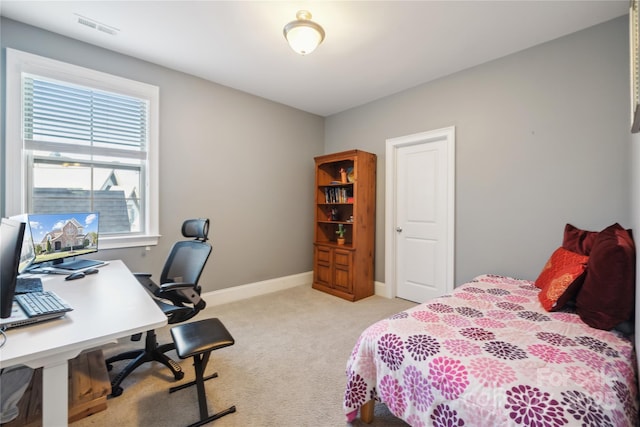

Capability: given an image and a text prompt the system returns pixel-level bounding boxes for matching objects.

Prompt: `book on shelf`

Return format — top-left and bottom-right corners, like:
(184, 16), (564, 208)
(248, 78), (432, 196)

(323, 187), (352, 203)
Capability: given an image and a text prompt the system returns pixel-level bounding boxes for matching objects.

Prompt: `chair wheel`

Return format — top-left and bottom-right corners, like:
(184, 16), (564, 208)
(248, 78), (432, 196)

(107, 363), (113, 371)
(175, 371), (184, 380)
(110, 386), (123, 397)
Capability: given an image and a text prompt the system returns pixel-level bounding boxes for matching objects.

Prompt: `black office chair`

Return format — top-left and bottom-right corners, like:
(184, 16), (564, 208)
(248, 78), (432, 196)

(106, 218), (212, 397)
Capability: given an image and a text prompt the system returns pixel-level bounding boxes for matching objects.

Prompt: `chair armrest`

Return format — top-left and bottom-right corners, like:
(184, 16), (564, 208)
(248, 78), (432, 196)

(158, 282), (206, 311)
(133, 272), (152, 278)
(160, 282), (196, 291)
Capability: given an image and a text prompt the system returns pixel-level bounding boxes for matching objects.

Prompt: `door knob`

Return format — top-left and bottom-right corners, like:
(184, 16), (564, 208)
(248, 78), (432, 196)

(396, 226), (403, 232)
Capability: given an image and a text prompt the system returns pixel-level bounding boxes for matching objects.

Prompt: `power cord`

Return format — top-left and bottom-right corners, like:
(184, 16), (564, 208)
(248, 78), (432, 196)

(0, 327), (7, 349)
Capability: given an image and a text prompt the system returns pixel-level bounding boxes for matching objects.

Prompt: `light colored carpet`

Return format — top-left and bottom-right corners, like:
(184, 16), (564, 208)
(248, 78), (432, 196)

(74, 285), (417, 427)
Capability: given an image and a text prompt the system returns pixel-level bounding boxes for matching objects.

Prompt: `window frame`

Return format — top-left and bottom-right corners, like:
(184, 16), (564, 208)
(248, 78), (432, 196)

(5, 48), (160, 248)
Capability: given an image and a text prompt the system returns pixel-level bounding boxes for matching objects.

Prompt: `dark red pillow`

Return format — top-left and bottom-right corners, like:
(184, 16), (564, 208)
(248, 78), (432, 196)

(576, 223), (636, 330)
(535, 247), (589, 311)
(562, 224), (598, 256)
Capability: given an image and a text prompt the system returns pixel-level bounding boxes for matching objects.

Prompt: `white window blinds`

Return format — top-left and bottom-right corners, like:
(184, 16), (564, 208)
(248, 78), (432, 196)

(23, 75), (148, 160)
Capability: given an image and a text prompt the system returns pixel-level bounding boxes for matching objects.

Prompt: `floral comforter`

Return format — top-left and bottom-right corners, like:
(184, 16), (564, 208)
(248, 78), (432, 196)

(343, 275), (638, 426)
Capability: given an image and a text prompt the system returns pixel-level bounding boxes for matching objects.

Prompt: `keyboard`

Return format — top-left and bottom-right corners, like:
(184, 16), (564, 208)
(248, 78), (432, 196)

(15, 291), (73, 317)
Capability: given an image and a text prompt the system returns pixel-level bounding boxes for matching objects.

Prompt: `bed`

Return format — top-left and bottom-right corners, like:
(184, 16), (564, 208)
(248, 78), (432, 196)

(343, 274), (639, 426)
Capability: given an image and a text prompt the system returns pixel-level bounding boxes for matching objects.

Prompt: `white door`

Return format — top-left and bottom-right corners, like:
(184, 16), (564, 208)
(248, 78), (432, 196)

(385, 127), (455, 303)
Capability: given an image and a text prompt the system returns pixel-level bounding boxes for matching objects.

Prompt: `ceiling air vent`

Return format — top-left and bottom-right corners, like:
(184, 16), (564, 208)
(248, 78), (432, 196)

(97, 25), (117, 36)
(77, 17), (97, 29)
(75, 14), (119, 36)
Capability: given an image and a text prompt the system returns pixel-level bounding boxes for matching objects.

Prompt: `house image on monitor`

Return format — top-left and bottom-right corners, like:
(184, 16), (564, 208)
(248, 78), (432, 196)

(39, 218), (95, 253)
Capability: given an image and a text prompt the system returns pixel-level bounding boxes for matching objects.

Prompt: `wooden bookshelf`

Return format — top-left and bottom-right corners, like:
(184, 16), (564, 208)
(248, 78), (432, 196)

(313, 150), (376, 301)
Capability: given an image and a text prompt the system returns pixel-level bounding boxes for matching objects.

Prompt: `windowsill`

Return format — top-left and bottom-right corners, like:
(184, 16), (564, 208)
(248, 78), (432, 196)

(100, 234), (161, 250)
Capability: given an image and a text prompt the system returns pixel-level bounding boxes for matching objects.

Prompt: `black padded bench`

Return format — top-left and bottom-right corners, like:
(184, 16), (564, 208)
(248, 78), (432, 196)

(170, 318), (236, 427)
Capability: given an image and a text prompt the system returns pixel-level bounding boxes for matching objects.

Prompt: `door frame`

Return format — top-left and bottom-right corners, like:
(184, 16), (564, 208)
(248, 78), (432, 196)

(384, 126), (456, 299)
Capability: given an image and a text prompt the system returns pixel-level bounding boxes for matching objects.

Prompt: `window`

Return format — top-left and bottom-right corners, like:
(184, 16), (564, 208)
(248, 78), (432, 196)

(5, 48), (159, 248)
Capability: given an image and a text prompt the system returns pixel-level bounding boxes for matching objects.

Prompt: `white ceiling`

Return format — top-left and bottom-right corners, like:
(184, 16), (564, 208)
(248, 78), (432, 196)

(0, 1), (629, 117)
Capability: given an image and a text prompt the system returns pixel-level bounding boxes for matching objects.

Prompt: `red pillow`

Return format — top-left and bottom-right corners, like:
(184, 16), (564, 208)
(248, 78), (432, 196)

(535, 247), (589, 311)
(576, 223), (636, 330)
(562, 224), (598, 256)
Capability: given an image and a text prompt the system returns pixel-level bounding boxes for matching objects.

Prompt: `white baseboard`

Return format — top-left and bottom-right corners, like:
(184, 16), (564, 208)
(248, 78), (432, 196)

(201, 272), (391, 306)
(375, 280), (392, 298)
(201, 271), (313, 306)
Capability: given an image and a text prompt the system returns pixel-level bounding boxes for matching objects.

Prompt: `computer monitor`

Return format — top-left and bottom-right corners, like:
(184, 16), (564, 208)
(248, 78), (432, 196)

(27, 212), (100, 269)
(1, 218), (26, 319)
(11, 213), (36, 274)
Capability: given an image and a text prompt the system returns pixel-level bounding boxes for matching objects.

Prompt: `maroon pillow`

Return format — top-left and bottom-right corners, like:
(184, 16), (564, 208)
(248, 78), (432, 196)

(562, 224), (598, 256)
(576, 223), (636, 330)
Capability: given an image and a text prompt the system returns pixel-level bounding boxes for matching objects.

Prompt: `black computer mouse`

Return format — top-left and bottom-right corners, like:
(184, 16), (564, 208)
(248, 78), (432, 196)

(84, 268), (99, 275)
(65, 272), (85, 281)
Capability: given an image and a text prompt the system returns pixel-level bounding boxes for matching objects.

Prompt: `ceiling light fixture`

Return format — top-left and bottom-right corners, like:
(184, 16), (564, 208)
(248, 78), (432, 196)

(283, 10), (325, 55)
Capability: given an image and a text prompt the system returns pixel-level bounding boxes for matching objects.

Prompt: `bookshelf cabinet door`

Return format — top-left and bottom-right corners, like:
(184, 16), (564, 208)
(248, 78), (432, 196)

(314, 246), (331, 287)
(333, 249), (353, 293)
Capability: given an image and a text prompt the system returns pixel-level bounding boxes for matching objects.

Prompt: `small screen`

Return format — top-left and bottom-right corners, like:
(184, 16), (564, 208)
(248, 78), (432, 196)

(28, 213), (100, 266)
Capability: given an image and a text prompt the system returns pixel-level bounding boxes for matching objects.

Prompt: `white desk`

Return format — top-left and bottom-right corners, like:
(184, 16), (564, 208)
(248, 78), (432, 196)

(0, 260), (167, 426)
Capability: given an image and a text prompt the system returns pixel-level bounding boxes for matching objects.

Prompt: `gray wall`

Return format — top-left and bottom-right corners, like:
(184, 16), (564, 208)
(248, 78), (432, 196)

(1, 16), (633, 292)
(326, 16), (632, 285)
(1, 18), (325, 292)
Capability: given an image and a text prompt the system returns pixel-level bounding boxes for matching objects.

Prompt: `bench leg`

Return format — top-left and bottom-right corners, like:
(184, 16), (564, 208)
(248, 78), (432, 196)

(194, 354), (209, 420)
(171, 352), (236, 427)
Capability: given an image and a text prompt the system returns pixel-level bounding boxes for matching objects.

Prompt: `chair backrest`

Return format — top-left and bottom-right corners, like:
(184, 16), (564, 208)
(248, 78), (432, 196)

(161, 219), (211, 288)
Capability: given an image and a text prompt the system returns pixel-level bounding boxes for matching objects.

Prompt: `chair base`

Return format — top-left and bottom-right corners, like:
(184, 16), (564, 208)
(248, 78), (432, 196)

(106, 329), (184, 397)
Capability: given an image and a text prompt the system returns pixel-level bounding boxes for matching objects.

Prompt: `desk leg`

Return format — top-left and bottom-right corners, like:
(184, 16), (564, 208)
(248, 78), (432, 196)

(42, 361), (69, 427)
